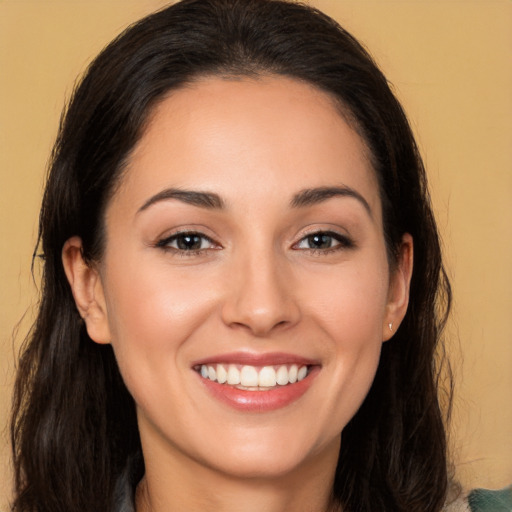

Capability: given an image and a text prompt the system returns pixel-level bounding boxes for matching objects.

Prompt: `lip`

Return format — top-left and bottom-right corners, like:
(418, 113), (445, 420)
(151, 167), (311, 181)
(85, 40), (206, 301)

(192, 352), (320, 412)
(192, 351), (318, 367)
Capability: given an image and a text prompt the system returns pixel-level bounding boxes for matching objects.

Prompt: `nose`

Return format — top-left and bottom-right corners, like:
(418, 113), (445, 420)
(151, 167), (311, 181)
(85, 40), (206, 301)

(220, 249), (301, 337)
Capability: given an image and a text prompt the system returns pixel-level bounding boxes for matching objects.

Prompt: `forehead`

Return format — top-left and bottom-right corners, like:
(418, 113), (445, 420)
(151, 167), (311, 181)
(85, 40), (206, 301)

(113, 76), (380, 217)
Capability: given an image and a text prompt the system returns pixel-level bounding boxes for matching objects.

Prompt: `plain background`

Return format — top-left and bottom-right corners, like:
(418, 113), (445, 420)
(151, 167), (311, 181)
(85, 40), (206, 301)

(1, 0), (511, 507)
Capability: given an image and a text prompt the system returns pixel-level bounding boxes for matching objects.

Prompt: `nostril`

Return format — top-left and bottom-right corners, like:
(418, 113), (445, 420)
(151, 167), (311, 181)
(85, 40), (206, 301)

(220, 267), (301, 335)
(229, 318), (294, 338)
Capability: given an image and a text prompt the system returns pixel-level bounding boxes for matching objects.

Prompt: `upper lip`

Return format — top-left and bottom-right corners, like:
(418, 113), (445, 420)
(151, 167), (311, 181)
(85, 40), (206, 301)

(191, 351), (319, 367)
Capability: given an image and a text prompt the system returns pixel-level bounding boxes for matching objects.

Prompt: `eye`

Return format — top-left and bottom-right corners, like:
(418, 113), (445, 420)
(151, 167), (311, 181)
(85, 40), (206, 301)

(156, 231), (218, 252)
(294, 231), (353, 252)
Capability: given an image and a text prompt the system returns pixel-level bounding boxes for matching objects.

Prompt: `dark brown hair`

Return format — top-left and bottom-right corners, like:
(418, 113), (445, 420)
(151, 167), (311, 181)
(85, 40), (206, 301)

(11, 1), (452, 510)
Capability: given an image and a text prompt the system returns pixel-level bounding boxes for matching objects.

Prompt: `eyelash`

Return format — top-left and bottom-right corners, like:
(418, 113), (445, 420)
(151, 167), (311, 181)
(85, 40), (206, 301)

(155, 229), (354, 257)
(155, 231), (219, 256)
(292, 230), (355, 254)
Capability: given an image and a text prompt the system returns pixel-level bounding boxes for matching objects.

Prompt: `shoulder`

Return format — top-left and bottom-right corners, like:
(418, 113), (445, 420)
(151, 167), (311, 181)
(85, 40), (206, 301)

(445, 485), (512, 512)
(467, 485), (512, 512)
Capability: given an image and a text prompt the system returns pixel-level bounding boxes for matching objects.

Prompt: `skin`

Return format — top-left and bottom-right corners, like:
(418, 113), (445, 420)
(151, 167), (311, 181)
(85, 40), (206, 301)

(63, 76), (413, 512)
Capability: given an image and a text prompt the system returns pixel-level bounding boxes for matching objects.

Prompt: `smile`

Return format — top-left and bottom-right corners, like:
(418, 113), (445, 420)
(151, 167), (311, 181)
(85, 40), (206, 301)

(197, 363), (310, 390)
(192, 353), (319, 411)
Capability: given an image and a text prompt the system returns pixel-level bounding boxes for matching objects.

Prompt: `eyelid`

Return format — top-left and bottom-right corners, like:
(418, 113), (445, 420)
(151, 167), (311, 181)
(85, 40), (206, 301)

(292, 229), (355, 252)
(155, 229), (222, 253)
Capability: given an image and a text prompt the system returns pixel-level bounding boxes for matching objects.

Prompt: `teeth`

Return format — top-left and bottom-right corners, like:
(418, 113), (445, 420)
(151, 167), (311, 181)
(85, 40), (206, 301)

(258, 366), (277, 387)
(276, 365), (288, 385)
(199, 363), (310, 388)
(227, 364), (240, 385)
(240, 366), (259, 387)
(289, 364), (298, 383)
(216, 364), (227, 384)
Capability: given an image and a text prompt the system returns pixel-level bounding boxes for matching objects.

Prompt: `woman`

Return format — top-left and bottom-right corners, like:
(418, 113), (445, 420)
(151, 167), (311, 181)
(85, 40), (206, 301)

(10, 0), (462, 510)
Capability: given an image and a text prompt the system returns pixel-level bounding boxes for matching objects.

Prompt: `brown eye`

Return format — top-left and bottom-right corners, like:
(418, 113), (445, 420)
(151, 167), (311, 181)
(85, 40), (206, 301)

(157, 232), (217, 252)
(175, 234), (203, 250)
(294, 231), (354, 252)
(305, 233), (334, 249)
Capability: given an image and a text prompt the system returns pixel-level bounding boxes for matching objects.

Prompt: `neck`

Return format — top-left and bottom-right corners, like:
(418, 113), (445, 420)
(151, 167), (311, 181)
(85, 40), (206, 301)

(135, 439), (341, 512)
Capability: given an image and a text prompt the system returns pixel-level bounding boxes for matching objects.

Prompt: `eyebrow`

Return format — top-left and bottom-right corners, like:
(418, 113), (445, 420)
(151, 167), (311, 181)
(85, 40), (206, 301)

(137, 185), (371, 216)
(137, 188), (224, 213)
(290, 186), (372, 216)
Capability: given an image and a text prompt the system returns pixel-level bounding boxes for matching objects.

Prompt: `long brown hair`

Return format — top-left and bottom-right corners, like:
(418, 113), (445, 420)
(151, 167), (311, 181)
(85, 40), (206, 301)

(11, 1), (452, 510)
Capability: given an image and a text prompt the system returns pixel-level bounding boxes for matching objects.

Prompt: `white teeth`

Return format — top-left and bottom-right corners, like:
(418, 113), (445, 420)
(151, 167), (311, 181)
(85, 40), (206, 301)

(258, 366), (277, 387)
(227, 364), (240, 385)
(297, 365), (308, 381)
(240, 366), (259, 387)
(276, 365), (289, 385)
(216, 364), (227, 384)
(199, 363), (310, 388)
(289, 364), (298, 383)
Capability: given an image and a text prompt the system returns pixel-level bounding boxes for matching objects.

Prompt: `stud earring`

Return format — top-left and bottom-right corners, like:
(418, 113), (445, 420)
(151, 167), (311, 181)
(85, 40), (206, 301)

(388, 323), (393, 332)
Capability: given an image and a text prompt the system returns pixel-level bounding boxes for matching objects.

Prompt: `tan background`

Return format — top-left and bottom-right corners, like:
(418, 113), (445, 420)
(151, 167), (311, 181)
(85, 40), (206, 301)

(1, 0), (511, 507)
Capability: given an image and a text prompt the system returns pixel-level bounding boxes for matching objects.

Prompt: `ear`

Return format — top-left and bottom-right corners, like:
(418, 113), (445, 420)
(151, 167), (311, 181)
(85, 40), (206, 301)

(382, 233), (413, 341)
(62, 236), (111, 344)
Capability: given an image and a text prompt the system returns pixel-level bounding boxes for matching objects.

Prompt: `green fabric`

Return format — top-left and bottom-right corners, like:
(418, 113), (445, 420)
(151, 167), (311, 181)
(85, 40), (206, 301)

(468, 485), (512, 511)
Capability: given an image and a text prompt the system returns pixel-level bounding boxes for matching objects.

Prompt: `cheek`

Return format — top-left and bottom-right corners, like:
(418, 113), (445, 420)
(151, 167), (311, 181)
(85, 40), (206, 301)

(300, 260), (389, 422)
(324, 266), (388, 385)
(100, 259), (219, 392)
(105, 252), (217, 331)
(303, 259), (389, 341)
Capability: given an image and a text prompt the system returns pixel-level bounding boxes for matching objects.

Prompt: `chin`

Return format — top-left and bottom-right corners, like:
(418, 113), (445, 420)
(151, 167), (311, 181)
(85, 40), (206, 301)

(196, 428), (341, 481)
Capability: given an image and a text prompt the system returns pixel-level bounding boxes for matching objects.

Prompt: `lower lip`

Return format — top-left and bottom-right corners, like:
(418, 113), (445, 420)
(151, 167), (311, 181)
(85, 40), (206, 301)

(197, 367), (319, 412)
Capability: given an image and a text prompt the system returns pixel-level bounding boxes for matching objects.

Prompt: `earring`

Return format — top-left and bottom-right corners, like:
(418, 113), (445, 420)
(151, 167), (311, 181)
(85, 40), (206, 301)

(388, 323), (393, 332)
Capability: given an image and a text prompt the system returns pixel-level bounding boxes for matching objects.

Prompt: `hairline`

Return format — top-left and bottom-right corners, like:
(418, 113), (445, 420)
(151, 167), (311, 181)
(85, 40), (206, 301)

(96, 70), (385, 260)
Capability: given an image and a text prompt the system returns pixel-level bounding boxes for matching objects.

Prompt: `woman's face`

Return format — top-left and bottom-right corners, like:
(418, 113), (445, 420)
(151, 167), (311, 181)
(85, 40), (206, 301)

(68, 76), (411, 481)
